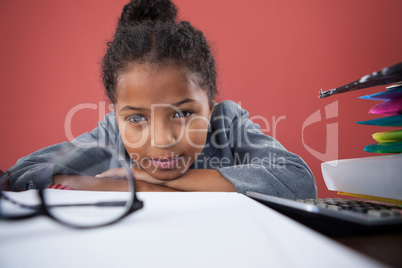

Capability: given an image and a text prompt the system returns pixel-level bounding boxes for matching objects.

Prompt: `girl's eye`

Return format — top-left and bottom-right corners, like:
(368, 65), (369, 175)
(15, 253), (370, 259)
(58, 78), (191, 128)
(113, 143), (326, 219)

(173, 110), (192, 118)
(127, 114), (147, 123)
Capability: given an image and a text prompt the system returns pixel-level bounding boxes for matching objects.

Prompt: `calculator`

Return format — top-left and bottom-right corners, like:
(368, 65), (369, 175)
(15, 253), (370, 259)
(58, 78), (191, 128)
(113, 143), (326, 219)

(246, 191), (402, 236)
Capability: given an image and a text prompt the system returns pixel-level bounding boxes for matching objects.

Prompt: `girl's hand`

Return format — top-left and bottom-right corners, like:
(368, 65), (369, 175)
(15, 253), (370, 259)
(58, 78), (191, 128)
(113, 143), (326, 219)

(135, 180), (180, 192)
(53, 174), (179, 192)
(96, 165), (167, 185)
(53, 175), (129, 191)
(95, 168), (180, 192)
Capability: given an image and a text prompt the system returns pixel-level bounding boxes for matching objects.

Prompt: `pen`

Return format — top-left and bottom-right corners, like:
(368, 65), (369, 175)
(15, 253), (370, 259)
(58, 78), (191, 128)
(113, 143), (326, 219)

(319, 62), (402, 98)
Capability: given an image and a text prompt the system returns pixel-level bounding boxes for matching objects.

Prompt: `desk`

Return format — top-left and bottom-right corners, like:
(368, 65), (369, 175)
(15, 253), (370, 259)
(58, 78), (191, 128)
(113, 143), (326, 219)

(334, 231), (402, 267)
(0, 192), (385, 268)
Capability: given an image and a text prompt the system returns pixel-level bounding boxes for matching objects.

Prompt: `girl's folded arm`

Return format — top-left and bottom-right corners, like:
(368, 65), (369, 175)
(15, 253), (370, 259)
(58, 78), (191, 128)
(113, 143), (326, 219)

(163, 169), (236, 192)
(6, 123), (111, 191)
(214, 102), (317, 199)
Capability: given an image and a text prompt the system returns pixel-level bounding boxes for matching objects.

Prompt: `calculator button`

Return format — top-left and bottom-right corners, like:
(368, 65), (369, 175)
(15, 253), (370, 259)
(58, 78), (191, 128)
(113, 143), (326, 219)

(316, 203), (328, 208)
(328, 205), (341, 211)
(380, 209), (401, 217)
(390, 209), (402, 216)
(351, 207), (367, 213)
(340, 205), (353, 210)
(305, 199), (316, 204)
(368, 210), (391, 217)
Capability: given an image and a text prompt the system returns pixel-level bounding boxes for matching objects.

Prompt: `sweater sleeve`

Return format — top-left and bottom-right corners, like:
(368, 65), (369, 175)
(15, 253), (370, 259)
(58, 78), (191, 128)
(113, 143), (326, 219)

(6, 112), (119, 191)
(215, 102), (317, 199)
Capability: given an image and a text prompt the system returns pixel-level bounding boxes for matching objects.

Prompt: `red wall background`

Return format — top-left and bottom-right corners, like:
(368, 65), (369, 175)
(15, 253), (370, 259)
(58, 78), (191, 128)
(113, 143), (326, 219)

(1, 0), (401, 197)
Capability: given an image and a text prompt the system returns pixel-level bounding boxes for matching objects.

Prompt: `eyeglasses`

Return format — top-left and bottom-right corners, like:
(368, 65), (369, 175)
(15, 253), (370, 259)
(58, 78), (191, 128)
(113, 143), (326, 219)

(0, 146), (143, 229)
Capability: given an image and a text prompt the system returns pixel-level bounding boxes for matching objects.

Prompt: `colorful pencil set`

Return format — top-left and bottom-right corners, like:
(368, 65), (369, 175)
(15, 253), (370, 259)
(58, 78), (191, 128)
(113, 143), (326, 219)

(357, 84), (402, 153)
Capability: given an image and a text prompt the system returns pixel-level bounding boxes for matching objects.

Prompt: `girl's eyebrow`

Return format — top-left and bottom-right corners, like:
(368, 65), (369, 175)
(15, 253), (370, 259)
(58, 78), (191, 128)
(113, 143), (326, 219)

(120, 98), (197, 112)
(172, 98), (196, 107)
(120, 106), (147, 112)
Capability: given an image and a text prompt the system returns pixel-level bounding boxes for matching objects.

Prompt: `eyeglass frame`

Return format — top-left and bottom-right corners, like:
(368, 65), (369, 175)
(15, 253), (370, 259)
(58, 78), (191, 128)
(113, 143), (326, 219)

(0, 147), (144, 229)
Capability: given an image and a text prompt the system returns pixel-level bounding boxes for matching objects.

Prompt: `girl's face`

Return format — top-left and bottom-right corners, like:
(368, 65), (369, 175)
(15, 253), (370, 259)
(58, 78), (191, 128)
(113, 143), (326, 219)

(115, 63), (213, 181)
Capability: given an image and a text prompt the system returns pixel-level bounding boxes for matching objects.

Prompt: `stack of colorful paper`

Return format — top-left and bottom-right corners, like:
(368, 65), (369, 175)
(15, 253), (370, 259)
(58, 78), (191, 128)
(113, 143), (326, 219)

(357, 84), (402, 153)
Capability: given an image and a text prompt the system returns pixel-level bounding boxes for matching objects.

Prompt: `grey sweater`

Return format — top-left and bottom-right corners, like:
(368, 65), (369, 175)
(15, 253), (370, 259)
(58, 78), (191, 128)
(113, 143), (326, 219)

(7, 101), (317, 199)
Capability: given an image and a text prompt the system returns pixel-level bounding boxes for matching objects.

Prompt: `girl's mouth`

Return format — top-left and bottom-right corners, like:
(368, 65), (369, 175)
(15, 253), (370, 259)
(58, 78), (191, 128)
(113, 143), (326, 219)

(151, 156), (183, 169)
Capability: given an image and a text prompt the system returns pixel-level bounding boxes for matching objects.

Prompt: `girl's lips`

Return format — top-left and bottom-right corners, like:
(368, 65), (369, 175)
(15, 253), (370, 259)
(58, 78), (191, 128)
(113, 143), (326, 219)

(151, 156), (183, 169)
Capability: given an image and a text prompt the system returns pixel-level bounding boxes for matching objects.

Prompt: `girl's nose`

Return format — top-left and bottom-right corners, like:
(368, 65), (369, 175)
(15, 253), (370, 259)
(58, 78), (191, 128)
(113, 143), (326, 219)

(151, 120), (177, 148)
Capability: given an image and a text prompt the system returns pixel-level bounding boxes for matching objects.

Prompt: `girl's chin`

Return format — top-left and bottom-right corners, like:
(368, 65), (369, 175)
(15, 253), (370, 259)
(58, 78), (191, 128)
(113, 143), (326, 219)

(146, 168), (188, 181)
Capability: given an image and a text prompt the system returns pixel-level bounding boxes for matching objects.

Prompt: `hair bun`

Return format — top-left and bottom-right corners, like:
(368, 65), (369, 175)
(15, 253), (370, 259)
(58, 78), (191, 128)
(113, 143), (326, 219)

(119, 0), (177, 28)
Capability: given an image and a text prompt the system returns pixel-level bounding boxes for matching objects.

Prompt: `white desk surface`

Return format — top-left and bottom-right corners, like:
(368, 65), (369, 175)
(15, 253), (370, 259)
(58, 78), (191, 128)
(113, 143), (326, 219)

(0, 192), (385, 268)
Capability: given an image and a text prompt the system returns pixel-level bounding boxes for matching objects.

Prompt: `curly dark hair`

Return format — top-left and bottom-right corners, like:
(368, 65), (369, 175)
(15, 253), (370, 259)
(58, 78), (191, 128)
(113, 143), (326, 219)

(102, 0), (217, 104)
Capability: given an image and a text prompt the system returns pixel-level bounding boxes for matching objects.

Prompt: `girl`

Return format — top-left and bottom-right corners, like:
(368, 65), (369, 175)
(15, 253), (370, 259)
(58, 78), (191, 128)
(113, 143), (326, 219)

(6, 0), (316, 199)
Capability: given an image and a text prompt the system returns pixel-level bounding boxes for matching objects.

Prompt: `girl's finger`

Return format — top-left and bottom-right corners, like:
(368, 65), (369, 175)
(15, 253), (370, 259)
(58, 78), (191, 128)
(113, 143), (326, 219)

(131, 165), (166, 185)
(95, 167), (128, 178)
